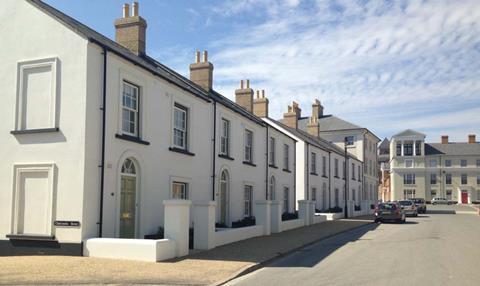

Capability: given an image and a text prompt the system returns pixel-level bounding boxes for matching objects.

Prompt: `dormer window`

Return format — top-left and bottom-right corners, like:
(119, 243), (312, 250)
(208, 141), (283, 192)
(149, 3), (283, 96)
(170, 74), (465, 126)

(415, 141), (421, 155)
(404, 142), (413, 156)
(396, 143), (402, 156)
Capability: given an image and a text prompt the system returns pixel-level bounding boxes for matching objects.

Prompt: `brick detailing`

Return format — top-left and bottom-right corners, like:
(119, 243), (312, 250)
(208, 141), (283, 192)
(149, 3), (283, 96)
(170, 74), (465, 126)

(306, 116), (320, 138)
(114, 3), (147, 56)
(253, 90), (269, 118)
(283, 101), (301, 129)
(312, 99), (324, 119)
(235, 80), (254, 113)
(189, 51), (214, 91)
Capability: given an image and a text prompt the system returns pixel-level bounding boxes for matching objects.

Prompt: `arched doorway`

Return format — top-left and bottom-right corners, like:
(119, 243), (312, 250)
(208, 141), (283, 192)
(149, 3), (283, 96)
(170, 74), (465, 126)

(269, 176), (276, 201)
(219, 170), (229, 226)
(119, 158), (138, 238)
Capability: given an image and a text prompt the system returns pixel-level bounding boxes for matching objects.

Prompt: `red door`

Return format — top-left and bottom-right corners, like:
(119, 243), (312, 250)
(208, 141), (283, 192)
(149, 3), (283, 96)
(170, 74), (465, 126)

(461, 192), (468, 204)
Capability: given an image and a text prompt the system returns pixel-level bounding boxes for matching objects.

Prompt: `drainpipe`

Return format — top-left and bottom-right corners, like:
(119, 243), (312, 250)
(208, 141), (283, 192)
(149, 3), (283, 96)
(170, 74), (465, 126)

(265, 126), (269, 200)
(211, 101), (217, 201)
(98, 47), (108, 237)
(293, 140), (297, 212)
(306, 143), (309, 200)
(344, 138), (349, 218)
(328, 152), (331, 209)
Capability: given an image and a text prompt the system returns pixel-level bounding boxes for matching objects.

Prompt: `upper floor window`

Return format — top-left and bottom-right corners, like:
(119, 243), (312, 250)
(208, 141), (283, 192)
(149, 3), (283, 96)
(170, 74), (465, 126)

(311, 152), (317, 174)
(405, 159), (413, 168)
(461, 174), (468, 185)
(396, 143), (402, 156)
(477, 160), (480, 167)
(477, 175), (480, 185)
(351, 163), (356, 180)
(445, 160), (452, 167)
(430, 174), (437, 184)
(172, 181), (188, 199)
(429, 159), (437, 168)
(173, 103), (188, 149)
(445, 174), (452, 185)
(322, 156), (327, 176)
(358, 166), (362, 181)
(342, 161), (346, 179)
(283, 144), (289, 170)
(269, 176), (276, 200)
(244, 129), (253, 163)
(346, 136), (355, 146)
(404, 174), (416, 185)
(461, 160), (467, 167)
(220, 119), (230, 156)
(404, 142), (413, 156)
(415, 141), (421, 155)
(269, 137), (276, 166)
(334, 158), (339, 177)
(122, 82), (139, 136)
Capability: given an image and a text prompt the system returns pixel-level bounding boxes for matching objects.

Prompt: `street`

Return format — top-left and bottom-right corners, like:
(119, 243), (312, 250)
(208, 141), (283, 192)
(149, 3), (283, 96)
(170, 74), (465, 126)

(227, 205), (480, 286)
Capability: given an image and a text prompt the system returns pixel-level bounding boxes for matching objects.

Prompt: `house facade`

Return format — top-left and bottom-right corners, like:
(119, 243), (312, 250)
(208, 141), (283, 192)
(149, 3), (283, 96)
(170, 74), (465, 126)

(390, 130), (480, 203)
(378, 138), (391, 202)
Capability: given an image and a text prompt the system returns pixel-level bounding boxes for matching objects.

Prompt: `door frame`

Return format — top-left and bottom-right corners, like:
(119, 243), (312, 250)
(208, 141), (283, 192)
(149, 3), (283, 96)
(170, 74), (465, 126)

(218, 168), (230, 226)
(116, 157), (141, 238)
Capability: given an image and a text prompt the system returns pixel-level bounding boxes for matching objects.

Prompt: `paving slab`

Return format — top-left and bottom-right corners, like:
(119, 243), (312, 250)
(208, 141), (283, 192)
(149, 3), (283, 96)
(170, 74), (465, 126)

(0, 219), (371, 286)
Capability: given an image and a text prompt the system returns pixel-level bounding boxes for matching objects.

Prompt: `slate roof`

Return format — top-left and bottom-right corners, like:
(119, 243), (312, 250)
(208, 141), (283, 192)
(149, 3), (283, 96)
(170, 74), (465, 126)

(269, 119), (360, 160)
(425, 143), (480, 156)
(378, 138), (390, 154)
(27, 0), (265, 126)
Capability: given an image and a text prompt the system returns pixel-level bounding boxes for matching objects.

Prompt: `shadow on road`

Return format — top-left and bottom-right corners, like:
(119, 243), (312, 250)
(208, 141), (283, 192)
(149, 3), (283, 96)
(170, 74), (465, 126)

(427, 210), (456, 215)
(267, 223), (379, 268)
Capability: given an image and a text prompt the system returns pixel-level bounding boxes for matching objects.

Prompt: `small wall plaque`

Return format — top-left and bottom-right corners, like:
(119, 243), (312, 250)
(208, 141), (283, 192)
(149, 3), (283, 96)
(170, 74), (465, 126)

(54, 221), (81, 227)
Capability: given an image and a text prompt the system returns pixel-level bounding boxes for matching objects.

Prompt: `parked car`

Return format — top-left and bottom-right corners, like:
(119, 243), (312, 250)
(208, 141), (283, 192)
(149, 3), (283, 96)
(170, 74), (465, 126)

(374, 202), (406, 223)
(398, 200), (418, 217)
(411, 198), (427, 214)
(432, 197), (452, 205)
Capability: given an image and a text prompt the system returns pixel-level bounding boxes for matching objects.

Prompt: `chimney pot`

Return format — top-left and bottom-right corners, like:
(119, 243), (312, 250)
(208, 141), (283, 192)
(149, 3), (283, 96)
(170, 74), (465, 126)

(195, 51), (200, 63)
(240, 80), (244, 89)
(468, 134), (476, 144)
(307, 116), (320, 137)
(132, 2), (139, 16)
(235, 79), (254, 113)
(246, 79), (250, 89)
(261, 90), (265, 98)
(123, 3), (130, 18)
(253, 89), (269, 118)
(203, 50), (208, 62)
(189, 50), (214, 91)
(283, 102), (300, 129)
(441, 135), (449, 144)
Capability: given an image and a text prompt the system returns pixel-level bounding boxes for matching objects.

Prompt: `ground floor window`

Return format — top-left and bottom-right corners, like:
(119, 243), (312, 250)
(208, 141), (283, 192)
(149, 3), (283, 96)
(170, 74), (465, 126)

(334, 188), (339, 207)
(311, 187), (317, 201)
(431, 190), (437, 197)
(446, 190), (452, 200)
(283, 187), (289, 213)
(404, 189), (416, 199)
(172, 182), (188, 199)
(352, 189), (356, 203)
(244, 185), (253, 217)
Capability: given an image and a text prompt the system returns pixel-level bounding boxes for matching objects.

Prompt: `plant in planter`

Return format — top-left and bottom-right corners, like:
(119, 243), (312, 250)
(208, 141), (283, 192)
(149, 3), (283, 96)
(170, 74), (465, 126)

(215, 222), (228, 228)
(327, 206), (343, 213)
(144, 226), (164, 240)
(281, 212), (298, 221)
(231, 216), (256, 228)
(354, 205), (361, 211)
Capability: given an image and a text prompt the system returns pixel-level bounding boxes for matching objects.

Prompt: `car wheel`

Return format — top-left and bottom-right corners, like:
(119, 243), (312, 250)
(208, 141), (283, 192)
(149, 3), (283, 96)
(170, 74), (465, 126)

(414, 213), (418, 217)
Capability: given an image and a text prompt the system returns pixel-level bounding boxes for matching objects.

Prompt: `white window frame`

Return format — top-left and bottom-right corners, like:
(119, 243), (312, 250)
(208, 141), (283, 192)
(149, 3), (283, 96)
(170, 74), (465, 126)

(269, 137), (276, 166)
(445, 173), (452, 185)
(244, 185), (253, 217)
(311, 187), (317, 201)
(346, 136), (355, 146)
(121, 81), (140, 137)
(269, 176), (276, 200)
(430, 159), (438, 168)
(220, 118), (230, 156)
(172, 181), (189, 200)
(404, 173), (416, 185)
(334, 158), (339, 177)
(11, 163), (56, 236)
(173, 103), (188, 150)
(405, 159), (413, 168)
(322, 156), (327, 176)
(311, 152), (317, 174)
(461, 174), (468, 185)
(461, 160), (467, 168)
(283, 144), (289, 170)
(430, 173), (437, 184)
(445, 159), (452, 167)
(15, 58), (59, 131)
(283, 187), (289, 213)
(244, 129), (253, 163)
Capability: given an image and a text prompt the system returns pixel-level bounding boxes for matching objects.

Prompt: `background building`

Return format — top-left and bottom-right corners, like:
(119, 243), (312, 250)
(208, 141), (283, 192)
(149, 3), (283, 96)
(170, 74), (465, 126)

(378, 138), (391, 201)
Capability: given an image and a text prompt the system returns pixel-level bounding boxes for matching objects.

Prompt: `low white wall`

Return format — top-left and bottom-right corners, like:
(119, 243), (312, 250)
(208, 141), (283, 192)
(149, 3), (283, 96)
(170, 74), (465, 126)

(83, 238), (176, 262)
(318, 212), (345, 221)
(280, 218), (304, 232)
(353, 210), (365, 217)
(313, 214), (327, 224)
(214, 225), (264, 247)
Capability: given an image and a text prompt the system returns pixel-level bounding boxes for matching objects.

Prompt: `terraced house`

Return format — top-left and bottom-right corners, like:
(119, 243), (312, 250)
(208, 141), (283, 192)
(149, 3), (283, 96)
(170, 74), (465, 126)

(0, 0), (372, 258)
(390, 130), (480, 203)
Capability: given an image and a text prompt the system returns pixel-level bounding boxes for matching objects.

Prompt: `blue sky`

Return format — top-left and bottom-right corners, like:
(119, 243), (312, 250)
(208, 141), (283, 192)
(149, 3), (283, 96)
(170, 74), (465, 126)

(44, 0), (480, 143)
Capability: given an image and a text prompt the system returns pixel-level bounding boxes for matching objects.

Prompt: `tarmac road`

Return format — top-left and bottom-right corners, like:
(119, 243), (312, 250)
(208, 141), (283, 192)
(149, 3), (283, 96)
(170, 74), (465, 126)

(227, 204), (480, 286)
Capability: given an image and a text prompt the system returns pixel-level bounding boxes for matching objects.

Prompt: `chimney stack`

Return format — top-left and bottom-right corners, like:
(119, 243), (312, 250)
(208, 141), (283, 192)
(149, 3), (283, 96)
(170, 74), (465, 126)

(253, 90), (269, 118)
(312, 99), (324, 119)
(189, 50), (214, 91)
(441, 135), (449, 144)
(114, 2), (147, 56)
(306, 116), (320, 137)
(468, 134), (476, 144)
(235, 80), (254, 113)
(283, 101), (301, 129)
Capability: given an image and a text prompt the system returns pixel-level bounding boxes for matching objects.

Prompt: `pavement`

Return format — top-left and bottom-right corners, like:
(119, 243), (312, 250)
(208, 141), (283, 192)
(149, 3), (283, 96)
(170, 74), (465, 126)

(0, 217), (372, 286)
(226, 204), (480, 286)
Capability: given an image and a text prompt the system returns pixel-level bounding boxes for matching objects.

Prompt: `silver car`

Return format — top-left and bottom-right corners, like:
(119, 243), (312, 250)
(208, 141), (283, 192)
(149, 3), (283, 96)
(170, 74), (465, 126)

(398, 200), (418, 217)
(431, 197), (452, 205)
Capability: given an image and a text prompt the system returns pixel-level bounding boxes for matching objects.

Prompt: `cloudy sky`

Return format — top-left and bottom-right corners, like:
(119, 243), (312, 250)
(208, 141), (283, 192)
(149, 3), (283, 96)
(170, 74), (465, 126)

(45, 0), (480, 142)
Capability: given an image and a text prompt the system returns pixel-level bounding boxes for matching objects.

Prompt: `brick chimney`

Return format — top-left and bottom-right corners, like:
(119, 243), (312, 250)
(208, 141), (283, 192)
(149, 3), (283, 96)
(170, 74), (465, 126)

(114, 2), (147, 56)
(312, 99), (324, 119)
(468, 134), (476, 144)
(235, 80), (254, 113)
(189, 51), (214, 91)
(306, 116), (320, 137)
(441, 135), (449, 144)
(253, 90), (269, 118)
(283, 101), (301, 129)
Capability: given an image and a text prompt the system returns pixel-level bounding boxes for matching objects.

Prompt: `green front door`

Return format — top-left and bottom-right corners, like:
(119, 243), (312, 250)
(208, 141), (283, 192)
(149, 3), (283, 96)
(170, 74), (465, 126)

(120, 175), (136, 238)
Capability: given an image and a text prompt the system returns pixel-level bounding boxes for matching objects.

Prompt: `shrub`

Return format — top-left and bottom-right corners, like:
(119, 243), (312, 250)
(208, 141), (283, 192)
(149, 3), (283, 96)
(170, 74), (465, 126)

(326, 206), (343, 213)
(231, 216), (256, 228)
(281, 212), (298, 221)
(354, 205), (361, 211)
(144, 226), (164, 240)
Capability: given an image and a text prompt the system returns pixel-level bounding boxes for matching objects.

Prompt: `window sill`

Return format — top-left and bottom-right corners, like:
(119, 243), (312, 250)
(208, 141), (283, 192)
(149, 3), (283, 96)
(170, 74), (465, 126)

(310, 172), (318, 176)
(218, 154), (234, 161)
(115, 134), (150, 145)
(169, 147), (195, 156)
(334, 176), (340, 179)
(6, 234), (56, 241)
(243, 161), (257, 167)
(10, 128), (59, 135)
(283, 168), (291, 173)
(322, 175), (328, 178)
(269, 164), (278, 169)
